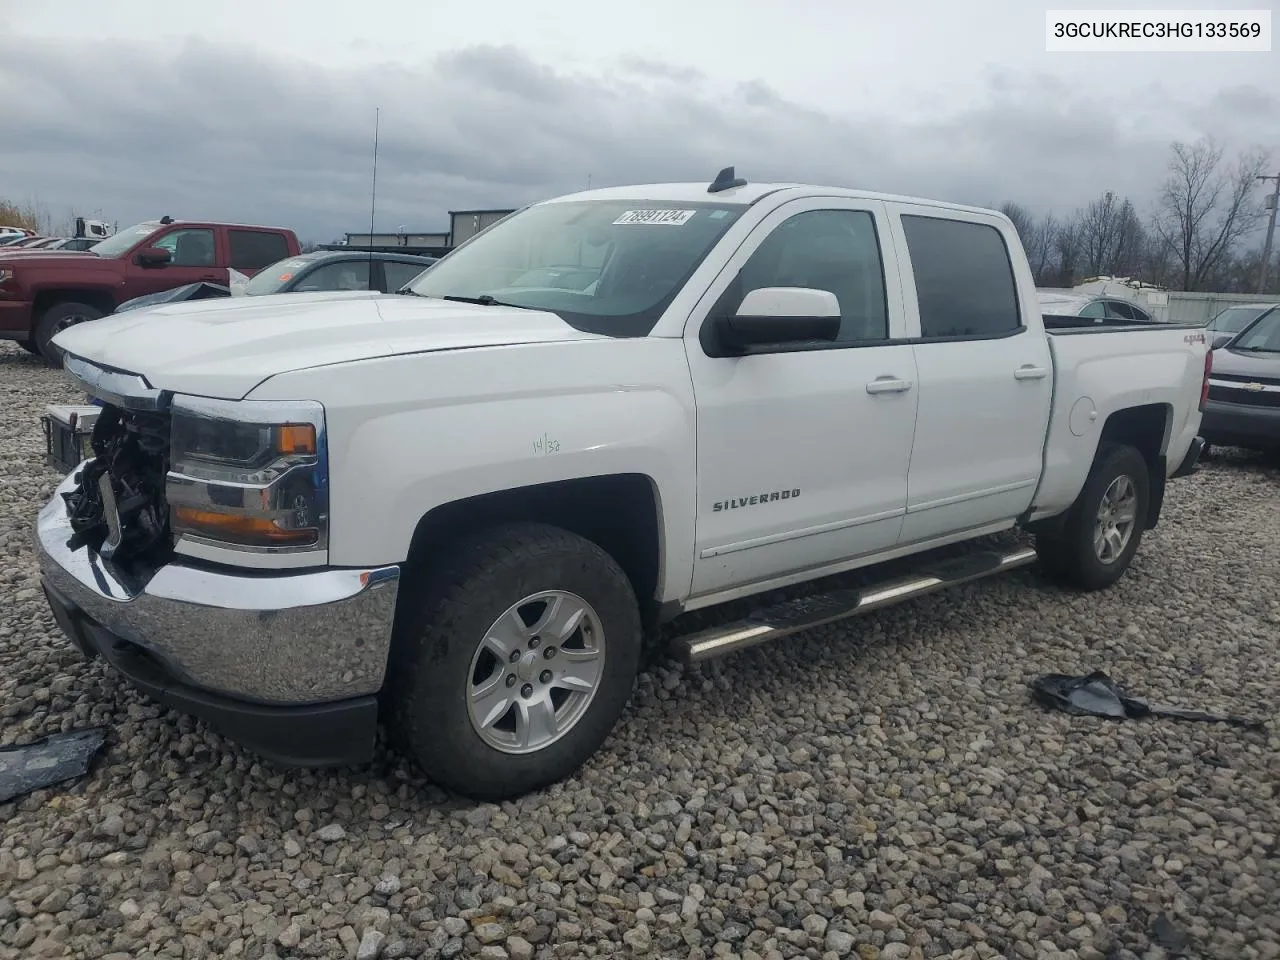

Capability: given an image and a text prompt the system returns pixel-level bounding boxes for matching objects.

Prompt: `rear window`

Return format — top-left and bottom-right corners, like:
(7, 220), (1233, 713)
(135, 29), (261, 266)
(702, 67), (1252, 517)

(243, 255), (317, 295)
(901, 215), (1021, 339)
(384, 260), (431, 292)
(230, 230), (291, 270)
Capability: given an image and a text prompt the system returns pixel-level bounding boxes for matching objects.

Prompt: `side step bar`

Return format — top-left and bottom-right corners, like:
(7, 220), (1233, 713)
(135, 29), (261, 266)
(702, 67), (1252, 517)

(673, 545), (1039, 664)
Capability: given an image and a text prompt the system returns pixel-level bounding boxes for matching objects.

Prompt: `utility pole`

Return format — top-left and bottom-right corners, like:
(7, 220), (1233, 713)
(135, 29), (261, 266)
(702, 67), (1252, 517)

(1258, 172), (1280, 294)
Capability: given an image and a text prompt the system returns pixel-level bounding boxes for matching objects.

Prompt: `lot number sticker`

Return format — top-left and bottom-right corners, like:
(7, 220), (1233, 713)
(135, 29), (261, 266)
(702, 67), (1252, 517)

(613, 209), (697, 226)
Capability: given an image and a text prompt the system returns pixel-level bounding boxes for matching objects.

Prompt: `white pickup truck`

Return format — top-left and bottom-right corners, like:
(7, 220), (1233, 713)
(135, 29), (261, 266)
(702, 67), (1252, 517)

(38, 169), (1211, 800)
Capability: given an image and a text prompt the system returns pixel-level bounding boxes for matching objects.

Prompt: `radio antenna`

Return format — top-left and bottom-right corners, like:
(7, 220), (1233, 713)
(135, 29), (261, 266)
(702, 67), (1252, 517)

(368, 107), (381, 267)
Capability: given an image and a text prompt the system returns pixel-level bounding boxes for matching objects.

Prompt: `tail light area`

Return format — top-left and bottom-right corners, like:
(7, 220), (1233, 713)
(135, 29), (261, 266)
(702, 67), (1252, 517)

(1199, 348), (1213, 412)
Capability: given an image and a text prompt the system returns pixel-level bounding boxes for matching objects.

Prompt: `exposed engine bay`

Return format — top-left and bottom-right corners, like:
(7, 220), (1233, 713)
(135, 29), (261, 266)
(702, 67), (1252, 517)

(62, 403), (173, 569)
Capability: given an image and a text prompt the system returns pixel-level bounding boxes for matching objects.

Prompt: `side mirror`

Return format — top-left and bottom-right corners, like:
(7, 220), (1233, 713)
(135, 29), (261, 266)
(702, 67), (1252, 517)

(715, 287), (841, 353)
(135, 246), (172, 267)
(1210, 332), (1234, 351)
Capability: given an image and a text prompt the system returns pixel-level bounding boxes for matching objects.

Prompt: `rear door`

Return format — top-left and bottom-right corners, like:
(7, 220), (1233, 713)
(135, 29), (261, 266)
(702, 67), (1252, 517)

(684, 197), (919, 598)
(885, 205), (1053, 545)
(228, 229), (292, 278)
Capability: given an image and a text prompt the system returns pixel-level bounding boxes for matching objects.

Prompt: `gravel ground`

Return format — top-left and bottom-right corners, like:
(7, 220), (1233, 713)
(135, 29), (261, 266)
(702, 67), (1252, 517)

(1, 339), (1277, 960)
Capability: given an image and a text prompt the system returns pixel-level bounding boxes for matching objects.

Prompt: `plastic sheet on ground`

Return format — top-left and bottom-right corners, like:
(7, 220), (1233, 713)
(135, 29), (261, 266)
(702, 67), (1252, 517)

(1029, 670), (1265, 731)
(0, 728), (108, 803)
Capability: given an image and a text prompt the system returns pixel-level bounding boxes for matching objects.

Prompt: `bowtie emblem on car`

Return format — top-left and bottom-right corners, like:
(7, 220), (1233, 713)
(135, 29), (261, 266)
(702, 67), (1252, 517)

(1243, 382), (1265, 392)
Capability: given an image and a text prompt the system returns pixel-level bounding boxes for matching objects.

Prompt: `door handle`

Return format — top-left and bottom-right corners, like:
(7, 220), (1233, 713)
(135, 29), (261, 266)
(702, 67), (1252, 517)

(1014, 365), (1048, 381)
(866, 376), (914, 395)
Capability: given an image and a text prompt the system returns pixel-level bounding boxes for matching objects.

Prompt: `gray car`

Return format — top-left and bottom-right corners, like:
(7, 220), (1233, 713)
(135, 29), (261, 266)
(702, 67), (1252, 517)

(1038, 292), (1156, 323)
(1201, 305), (1280, 455)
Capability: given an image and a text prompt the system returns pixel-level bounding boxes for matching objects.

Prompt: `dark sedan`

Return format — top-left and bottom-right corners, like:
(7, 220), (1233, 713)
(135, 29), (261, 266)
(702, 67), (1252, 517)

(114, 250), (438, 313)
(1202, 305), (1280, 455)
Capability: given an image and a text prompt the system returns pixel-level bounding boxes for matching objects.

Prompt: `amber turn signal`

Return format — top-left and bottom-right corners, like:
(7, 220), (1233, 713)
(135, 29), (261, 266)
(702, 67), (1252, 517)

(173, 507), (318, 547)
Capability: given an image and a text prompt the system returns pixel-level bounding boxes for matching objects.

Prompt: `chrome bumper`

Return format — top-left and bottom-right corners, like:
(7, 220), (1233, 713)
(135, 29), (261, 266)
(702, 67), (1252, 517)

(36, 469), (401, 706)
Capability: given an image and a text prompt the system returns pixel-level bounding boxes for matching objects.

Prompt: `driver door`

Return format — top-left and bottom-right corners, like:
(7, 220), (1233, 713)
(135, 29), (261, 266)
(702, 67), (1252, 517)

(683, 198), (919, 599)
(130, 226), (225, 296)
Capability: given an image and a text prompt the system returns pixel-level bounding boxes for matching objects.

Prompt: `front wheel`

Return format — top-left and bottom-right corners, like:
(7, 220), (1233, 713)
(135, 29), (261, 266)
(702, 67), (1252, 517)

(35, 301), (104, 366)
(387, 522), (643, 801)
(1036, 442), (1150, 591)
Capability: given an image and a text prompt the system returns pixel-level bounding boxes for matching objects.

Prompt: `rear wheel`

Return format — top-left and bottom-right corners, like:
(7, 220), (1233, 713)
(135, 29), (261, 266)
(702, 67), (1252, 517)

(35, 301), (104, 366)
(387, 522), (643, 801)
(1036, 442), (1150, 591)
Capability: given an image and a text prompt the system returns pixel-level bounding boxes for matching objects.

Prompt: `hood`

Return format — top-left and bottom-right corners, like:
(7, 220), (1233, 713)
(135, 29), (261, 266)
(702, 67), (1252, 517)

(0, 249), (101, 262)
(1211, 346), (1280, 382)
(54, 291), (606, 400)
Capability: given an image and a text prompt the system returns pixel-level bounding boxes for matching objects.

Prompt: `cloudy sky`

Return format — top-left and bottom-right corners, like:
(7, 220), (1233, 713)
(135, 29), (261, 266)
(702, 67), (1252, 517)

(1, 1), (1274, 242)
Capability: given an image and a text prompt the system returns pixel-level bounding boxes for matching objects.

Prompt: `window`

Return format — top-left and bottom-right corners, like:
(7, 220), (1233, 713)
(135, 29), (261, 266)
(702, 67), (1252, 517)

(153, 228), (216, 267)
(383, 260), (431, 292)
(901, 215), (1021, 338)
(1210, 305), (1269, 333)
(291, 260), (371, 292)
(87, 221), (161, 258)
(1078, 300), (1107, 318)
(229, 230), (290, 270)
(243, 255), (318, 295)
(1104, 300), (1140, 321)
(406, 199), (744, 337)
(723, 209), (889, 342)
(1233, 309), (1280, 352)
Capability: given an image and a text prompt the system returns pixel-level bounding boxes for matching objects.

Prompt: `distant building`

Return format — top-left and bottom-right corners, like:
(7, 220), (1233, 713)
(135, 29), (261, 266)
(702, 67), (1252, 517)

(343, 231), (450, 248)
(326, 208), (517, 257)
(448, 209), (516, 247)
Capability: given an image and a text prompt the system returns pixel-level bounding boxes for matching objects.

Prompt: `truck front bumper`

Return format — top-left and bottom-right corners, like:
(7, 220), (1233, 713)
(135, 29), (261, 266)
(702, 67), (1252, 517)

(36, 469), (401, 767)
(0, 299), (33, 340)
(1201, 399), (1280, 451)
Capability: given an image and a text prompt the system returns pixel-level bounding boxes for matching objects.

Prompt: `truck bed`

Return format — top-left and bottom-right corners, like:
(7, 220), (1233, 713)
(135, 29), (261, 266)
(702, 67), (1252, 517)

(1042, 313), (1202, 334)
(1030, 319), (1208, 521)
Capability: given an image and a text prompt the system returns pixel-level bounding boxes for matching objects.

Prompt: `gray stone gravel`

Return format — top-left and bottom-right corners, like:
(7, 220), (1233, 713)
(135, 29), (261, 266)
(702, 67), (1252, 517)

(1, 339), (1278, 960)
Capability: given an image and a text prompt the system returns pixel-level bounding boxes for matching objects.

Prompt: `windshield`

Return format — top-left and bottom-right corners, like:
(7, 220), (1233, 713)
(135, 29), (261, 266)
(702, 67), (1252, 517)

(1209, 305), (1269, 333)
(1232, 308), (1280, 352)
(406, 199), (746, 336)
(243, 255), (321, 295)
(88, 222), (160, 258)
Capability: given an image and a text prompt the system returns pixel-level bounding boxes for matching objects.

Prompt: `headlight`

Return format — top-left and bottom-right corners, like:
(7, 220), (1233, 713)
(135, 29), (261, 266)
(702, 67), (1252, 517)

(165, 395), (328, 559)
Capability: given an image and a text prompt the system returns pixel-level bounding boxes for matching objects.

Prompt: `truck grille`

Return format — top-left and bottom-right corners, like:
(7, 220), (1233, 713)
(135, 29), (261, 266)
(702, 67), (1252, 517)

(1208, 375), (1280, 409)
(63, 403), (174, 569)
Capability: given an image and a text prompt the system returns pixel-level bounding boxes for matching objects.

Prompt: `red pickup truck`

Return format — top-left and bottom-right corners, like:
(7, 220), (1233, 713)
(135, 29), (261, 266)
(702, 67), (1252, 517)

(0, 218), (301, 363)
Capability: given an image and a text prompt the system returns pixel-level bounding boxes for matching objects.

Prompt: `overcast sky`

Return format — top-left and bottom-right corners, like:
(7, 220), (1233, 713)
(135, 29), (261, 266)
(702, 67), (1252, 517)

(1, 1), (1274, 242)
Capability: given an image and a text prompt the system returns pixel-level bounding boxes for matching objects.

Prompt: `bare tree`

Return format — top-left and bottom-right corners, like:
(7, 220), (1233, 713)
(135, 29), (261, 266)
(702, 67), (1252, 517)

(1027, 214), (1060, 285)
(998, 202), (1036, 245)
(1053, 215), (1082, 287)
(1150, 137), (1270, 291)
(998, 203), (1062, 285)
(1078, 191), (1146, 277)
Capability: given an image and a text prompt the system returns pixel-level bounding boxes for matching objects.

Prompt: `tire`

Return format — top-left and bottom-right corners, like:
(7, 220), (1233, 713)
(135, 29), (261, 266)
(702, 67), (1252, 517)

(17, 340), (39, 356)
(35, 301), (104, 366)
(1036, 442), (1150, 591)
(387, 522), (643, 801)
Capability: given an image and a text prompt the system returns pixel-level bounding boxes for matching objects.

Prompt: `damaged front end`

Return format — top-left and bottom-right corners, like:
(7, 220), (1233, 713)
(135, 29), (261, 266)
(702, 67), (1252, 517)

(62, 403), (173, 569)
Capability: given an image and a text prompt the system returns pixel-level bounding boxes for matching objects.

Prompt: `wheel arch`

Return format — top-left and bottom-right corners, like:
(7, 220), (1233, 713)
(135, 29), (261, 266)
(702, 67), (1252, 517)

(403, 473), (666, 626)
(1097, 403), (1172, 529)
(32, 287), (117, 325)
